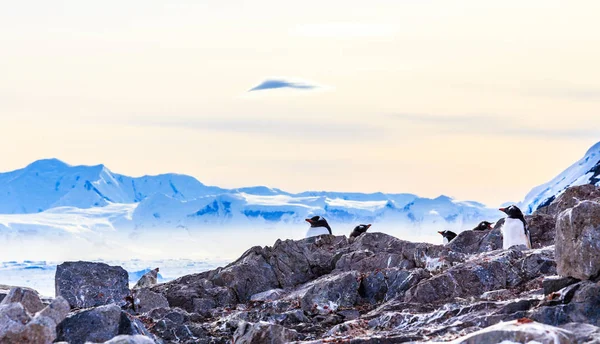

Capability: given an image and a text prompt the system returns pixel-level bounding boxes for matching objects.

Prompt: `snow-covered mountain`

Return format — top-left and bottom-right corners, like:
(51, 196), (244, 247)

(0, 159), (498, 229)
(521, 141), (600, 214)
(0, 158), (503, 260)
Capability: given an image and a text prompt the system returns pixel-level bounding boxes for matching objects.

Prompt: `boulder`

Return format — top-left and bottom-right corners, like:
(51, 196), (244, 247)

(543, 276), (579, 295)
(147, 307), (207, 342)
(477, 227), (503, 252)
(55, 304), (152, 344)
(555, 200), (600, 280)
(132, 268), (159, 290)
(447, 230), (489, 254)
(132, 288), (169, 314)
(233, 321), (299, 344)
(404, 248), (554, 304)
(294, 271), (360, 314)
(0, 287), (44, 314)
(526, 213), (556, 248)
(0, 297), (69, 344)
(250, 289), (285, 302)
(536, 184), (600, 217)
(55, 261), (130, 309)
(448, 319), (575, 344)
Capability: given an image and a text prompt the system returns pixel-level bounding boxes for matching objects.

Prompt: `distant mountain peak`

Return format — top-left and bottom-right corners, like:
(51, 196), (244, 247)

(26, 158), (70, 169)
(521, 141), (600, 214)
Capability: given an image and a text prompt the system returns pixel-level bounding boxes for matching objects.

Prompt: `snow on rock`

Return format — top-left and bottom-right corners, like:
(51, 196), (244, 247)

(521, 141), (600, 214)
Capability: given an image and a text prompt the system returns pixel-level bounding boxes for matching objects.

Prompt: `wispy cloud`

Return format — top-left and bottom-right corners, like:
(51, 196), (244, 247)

(388, 113), (600, 139)
(129, 117), (385, 140)
(248, 78), (319, 92)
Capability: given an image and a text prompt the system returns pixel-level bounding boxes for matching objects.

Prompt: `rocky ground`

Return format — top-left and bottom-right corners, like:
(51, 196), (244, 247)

(2, 185), (600, 343)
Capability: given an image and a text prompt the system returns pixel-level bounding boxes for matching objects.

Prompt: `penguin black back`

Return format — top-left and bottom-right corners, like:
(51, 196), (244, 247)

(350, 224), (371, 238)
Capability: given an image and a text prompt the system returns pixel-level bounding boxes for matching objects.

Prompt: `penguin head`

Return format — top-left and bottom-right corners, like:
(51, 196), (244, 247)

(305, 216), (330, 229)
(499, 205), (524, 218)
(475, 221), (494, 230)
(354, 224), (372, 232)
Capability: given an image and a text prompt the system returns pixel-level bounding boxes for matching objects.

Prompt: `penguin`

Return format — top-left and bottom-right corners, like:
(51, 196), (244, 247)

(437, 230), (457, 244)
(472, 221), (494, 231)
(305, 216), (332, 238)
(350, 224), (371, 238)
(499, 205), (532, 249)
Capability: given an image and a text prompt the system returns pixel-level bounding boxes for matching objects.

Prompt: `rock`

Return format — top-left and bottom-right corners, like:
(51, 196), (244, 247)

(447, 230), (489, 254)
(526, 213), (556, 248)
(133, 268), (159, 290)
(233, 321), (299, 344)
(536, 184), (600, 217)
(556, 200), (600, 280)
(293, 271), (360, 314)
(481, 289), (513, 301)
(55, 304), (152, 344)
(477, 227), (503, 252)
(0, 297), (69, 344)
(101, 334), (156, 344)
(560, 322), (600, 344)
(0, 285), (11, 303)
(543, 276), (580, 295)
(132, 288), (169, 314)
(250, 289), (285, 302)
(0, 287), (44, 314)
(449, 319), (575, 343)
(0, 303), (31, 340)
(55, 261), (130, 309)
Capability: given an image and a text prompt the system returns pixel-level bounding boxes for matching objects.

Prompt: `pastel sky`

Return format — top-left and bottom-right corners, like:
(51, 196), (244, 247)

(1, 0), (599, 206)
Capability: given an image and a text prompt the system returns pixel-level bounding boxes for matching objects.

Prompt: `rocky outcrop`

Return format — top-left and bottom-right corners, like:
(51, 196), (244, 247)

(0, 296), (69, 344)
(55, 304), (152, 344)
(556, 200), (600, 280)
(4, 183), (600, 343)
(152, 233), (450, 313)
(55, 261), (130, 309)
(233, 321), (299, 344)
(448, 319), (576, 344)
(535, 184), (600, 217)
(0, 287), (44, 315)
(133, 268), (159, 290)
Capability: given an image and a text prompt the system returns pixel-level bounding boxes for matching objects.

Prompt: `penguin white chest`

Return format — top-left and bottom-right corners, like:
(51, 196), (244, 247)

(443, 237), (449, 245)
(501, 218), (529, 249)
(305, 227), (330, 238)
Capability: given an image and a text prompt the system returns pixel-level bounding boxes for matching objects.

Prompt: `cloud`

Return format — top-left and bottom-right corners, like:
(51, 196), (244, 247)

(129, 117), (385, 140)
(248, 78), (319, 92)
(388, 113), (600, 139)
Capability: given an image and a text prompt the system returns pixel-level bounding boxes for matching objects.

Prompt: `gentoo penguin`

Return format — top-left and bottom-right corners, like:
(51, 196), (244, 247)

(499, 205), (532, 249)
(350, 224), (371, 238)
(305, 216), (332, 238)
(437, 230), (457, 244)
(472, 221), (494, 231)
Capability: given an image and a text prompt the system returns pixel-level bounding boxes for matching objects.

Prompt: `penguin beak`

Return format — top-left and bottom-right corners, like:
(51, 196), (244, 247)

(305, 219), (313, 224)
(367, 224), (372, 228)
(437, 231), (443, 235)
(487, 224), (493, 229)
(499, 207), (507, 213)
